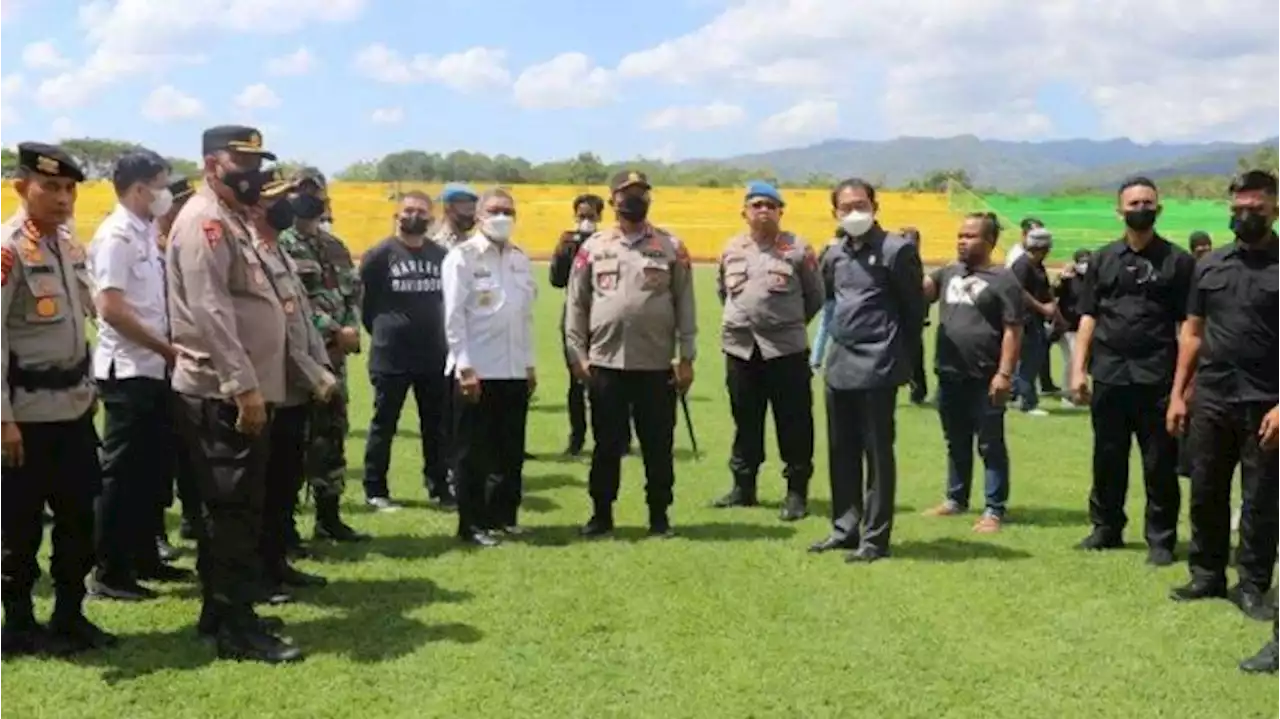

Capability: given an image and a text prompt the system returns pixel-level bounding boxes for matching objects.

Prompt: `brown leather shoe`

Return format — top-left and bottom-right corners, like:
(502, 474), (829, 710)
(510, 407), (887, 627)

(923, 502), (964, 517)
(973, 515), (1002, 533)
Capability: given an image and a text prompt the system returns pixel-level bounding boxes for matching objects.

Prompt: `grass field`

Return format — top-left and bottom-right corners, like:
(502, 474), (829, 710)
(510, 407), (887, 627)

(2, 267), (1274, 719)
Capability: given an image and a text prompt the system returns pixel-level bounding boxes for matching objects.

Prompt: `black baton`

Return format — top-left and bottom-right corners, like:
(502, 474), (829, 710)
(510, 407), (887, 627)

(680, 391), (700, 460)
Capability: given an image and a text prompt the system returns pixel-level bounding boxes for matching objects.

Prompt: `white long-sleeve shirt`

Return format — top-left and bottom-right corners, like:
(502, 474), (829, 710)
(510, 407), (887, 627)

(87, 204), (169, 380)
(442, 234), (536, 380)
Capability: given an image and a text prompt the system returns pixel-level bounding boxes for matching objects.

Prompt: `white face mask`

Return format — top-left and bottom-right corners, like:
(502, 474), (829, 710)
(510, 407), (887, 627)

(148, 187), (174, 218)
(577, 219), (596, 235)
(318, 221), (333, 234)
(839, 210), (875, 238)
(482, 214), (514, 242)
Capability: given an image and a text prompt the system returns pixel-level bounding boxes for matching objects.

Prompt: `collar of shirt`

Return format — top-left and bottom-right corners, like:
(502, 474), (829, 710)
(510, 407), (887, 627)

(842, 224), (883, 254)
(1225, 234), (1280, 261)
(1117, 234), (1165, 256)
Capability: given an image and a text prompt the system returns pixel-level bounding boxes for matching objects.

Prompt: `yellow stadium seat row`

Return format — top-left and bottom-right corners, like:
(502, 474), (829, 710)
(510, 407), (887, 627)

(6, 182), (972, 265)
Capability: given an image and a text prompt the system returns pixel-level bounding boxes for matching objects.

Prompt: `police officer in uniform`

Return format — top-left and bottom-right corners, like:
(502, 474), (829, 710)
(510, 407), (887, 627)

(251, 173), (336, 600)
(280, 170), (369, 543)
(1167, 170), (1278, 621)
(167, 126), (298, 663)
(566, 170), (697, 537)
(1, 143), (116, 655)
(1070, 177), (1195, 566)
(713, 181), (823, 520)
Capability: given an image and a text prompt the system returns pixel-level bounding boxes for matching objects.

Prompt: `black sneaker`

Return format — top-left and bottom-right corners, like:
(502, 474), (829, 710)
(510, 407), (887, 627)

(1076, 530), (1123, 551)
(580, 514), (614, 538)
(90, 578), (158, 602)
(711, 487), (757, 509)
(136, 564), (195, 583)
(648, 510), (674, 538)
(1, 623), (49, 658)
(779, 493), (808, 522)
(215, 626), (304, 664)
(47, 614), (118, 654)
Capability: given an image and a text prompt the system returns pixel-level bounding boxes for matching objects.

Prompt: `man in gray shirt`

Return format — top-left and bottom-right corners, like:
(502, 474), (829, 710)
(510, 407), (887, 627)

(810, 179), (924, 562)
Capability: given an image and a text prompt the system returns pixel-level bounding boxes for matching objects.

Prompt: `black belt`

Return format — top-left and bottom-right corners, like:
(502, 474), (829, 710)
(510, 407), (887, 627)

(7, 350), (91, 392)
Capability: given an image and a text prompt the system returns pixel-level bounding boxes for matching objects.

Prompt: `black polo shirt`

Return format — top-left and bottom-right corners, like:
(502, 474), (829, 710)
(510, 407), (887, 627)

(1010, 254), (1050, 326)
(930, 263), (1024, 381)
(1077, 235), (1196, 386)
(1187, 235), (1279, 405)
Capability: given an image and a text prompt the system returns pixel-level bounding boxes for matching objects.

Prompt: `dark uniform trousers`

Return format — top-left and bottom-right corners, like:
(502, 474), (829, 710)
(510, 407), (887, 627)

(260, 404), (309, 579)
(95, 374), (172, 581)
(176, 394), (271, 624)
(161, 410), (202, 534)
(1, 411), (99, 621)
(363, 372), (448, 500)
(1187, 396), (1278, 592)
(454, 380), (530, 532)
(826, 386), (897, 551)
(725, 349), (814, 497)
(588, 368), (677, 510)
(1088, 381), (1180, 549)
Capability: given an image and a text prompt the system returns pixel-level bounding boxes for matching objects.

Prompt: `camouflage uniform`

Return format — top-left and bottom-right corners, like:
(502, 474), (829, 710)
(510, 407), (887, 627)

(278, 226), (361, 501)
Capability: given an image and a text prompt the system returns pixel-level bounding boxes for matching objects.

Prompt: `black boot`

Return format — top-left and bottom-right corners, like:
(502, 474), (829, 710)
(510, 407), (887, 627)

(2, 598), (47, 658)
(213, 603), (302, 664)
(712, 474), (758, 508)
(1241, 623), (1279, 674)
(779, 492), (808, 522)
(648, 506), (674, 538)
(156, 534), (181, 562)
(313, 495), (371, 542)
(47, 595), (118, 655)
(580, 504), (614, 537)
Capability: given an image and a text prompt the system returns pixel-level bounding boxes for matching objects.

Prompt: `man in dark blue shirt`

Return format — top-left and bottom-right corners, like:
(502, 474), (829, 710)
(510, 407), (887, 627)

(358, 191), (452, 511)
(809, 179), (924, 562)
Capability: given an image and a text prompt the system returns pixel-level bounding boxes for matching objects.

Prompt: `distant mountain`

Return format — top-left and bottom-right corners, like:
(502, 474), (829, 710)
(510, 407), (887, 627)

(680, 135), (1274, 192)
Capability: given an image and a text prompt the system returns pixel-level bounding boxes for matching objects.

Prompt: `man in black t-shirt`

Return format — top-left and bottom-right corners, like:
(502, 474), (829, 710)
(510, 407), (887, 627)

(921, 213), (1024, 532)
(358, 191), (452, 511)
(1010, 227), (1057, 415)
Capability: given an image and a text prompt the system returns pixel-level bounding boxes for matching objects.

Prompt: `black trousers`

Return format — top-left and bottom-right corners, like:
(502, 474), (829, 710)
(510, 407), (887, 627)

(588, 368), (677, 510)
(725, 349), (814, 497)
(94, 376), (172, 582)
(1187, 397), (1278, 592)
(826, 386), (898, 551)
(909, 349), (929, 402)
(158, 411), (202, 535)
(1087, 381), (1180, 550)
(260, 404), (308, 580)
(1, 412), (99, 621)
(567, 372), (588, 446)
(363, 372), (448, 500)
(454, 379), (530, 533)
(176, 394), (271, 624)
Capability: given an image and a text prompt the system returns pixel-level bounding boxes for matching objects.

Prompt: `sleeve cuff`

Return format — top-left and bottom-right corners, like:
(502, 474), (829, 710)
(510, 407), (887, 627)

(218, 370), (258, 398)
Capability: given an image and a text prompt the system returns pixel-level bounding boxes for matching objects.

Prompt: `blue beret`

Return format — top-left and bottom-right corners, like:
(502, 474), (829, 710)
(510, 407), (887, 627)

(440, 183), (477, 203)
(744, 180), (783, 206)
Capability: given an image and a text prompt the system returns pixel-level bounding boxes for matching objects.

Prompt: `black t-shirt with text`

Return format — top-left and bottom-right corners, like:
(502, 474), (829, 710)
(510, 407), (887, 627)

(930, 263), (1025, 381)
(359, 236), (448, 376)
(1011, 254), (1051, 326)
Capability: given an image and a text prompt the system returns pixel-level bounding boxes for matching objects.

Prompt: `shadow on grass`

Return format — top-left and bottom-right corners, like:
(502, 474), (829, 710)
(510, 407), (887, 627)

(524, 473), (582, 492)
(1010, 505), (1091, 528)
(753, 498), (915, 518)
(347, 427), (422, 440)
(520, 521), (797, 547)
(307, 533), (465, 564)
(892, 537), (1032, 563)
(69, 578), (478, 683)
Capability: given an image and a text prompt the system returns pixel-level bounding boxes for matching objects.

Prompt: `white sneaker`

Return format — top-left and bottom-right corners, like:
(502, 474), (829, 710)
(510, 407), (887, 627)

(366, 497), (402, 512)
(1023, 408), (1050, 417)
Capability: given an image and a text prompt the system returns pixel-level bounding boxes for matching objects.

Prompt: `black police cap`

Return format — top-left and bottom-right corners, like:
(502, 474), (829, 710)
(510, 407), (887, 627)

(609, 169), (651, 194)
(17, 142), (85, 182)
(168, 177), (195, 201)
(201, 125), (277, 161)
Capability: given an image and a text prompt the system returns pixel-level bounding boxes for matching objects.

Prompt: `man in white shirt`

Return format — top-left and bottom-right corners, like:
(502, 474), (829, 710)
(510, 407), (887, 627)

(87, 150), (190, 600)
(442, 187), (537, 547)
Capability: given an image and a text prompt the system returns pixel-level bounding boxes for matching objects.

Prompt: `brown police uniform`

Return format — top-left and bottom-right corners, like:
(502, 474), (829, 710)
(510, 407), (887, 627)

(1, 143), (113, 655)
(716, 230), (824, 512)
(167, 126), (288, 642)
(565, 171), (697, 531)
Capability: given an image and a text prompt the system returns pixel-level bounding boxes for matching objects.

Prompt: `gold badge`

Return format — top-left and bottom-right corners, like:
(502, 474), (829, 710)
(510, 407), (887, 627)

(477, 291), (493, 307)
(628, 171), (640, 184)
(283, 299), (296, 314)
(36, 155), (60, 175)
(247, 131), (261, 148)
(34, 296), (57, 317)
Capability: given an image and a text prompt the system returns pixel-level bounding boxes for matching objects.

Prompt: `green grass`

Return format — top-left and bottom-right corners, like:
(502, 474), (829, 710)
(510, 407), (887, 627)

(3, 267), (1274, 719)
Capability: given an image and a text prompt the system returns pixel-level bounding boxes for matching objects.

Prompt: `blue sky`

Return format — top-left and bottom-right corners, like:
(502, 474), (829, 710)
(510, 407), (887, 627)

(1, 0), (1276, 174)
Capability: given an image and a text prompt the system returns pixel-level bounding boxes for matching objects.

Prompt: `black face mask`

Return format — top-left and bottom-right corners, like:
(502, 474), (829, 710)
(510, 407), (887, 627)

(1230, 211), (1272, 244)
(291, 194), (326, 221)
(399, 216), (430, 236)
(1123, 208), (1158, 232)
(220, 167), (263, 206)
(265, 200), (295, 232)
(451, 213), (475, 232)
(616, 195), (650, 223)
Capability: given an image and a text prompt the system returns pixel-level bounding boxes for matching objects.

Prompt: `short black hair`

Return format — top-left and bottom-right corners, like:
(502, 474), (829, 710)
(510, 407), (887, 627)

(111, 150), (169, 196)
(1188, 231), (1213, 249)
(1118, 175), (1159, 198)
(900, 226), (921, 244)
(966, 212), (1002, 244)
(1228, 170), (1279, 197)
(830, 178), (877, 207)
(1073, 248), (1091, 263)
(1019, 216), (1043, 233)
(573, 193), (605, 215)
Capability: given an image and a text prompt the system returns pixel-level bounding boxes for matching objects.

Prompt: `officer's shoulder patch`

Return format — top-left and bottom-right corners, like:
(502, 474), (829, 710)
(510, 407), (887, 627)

(802, 243), (818, 271)
(202, 219), (223, 246)
(672, 237), (691, 268)
(1, 245), (14, 286)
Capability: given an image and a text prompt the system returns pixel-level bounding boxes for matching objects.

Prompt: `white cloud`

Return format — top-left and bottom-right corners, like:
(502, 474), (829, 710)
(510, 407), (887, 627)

(615, 0), (1280, 142)
(37, 0), (368, 110)
(266, 47), (315, 76)
(642, 102), (745, 131)
(512, 53), (615, 110)
(22, 41), (72, 70)
(370, 107), (404, 124)
(50, 116), (78, 139)
(646, 143), (678, 163)
(235, 83), (281, 110)
(1, 74), (23, 126)
(759, 99), (839, 141)
(141, 85), (204, 123)
(353, 43), (510, 92)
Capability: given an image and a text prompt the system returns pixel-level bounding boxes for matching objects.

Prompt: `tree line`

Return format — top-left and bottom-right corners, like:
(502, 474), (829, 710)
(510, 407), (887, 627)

(2, 138), (1274, 199)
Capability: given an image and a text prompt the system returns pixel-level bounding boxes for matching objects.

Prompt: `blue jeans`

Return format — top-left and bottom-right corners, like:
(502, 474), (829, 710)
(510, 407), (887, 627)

(937, 378), (1010, 516)
(1012, 322), (1045, 411)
